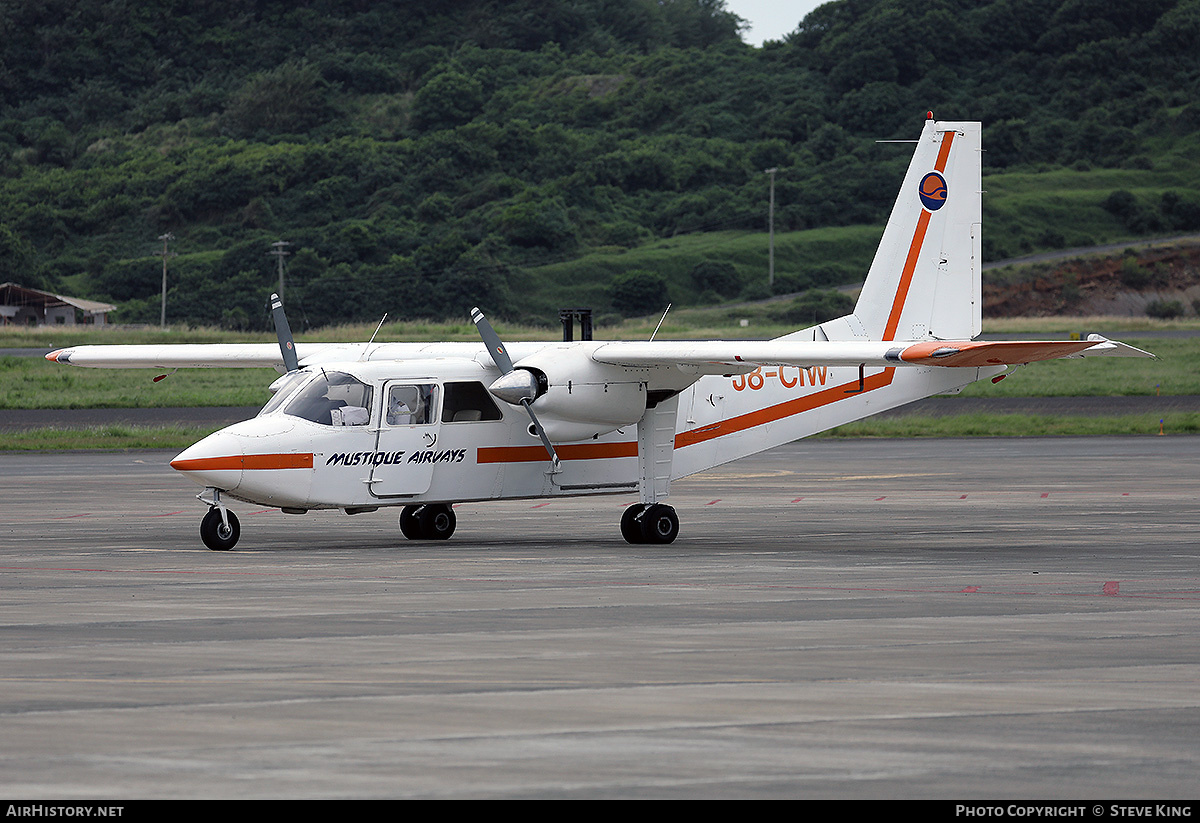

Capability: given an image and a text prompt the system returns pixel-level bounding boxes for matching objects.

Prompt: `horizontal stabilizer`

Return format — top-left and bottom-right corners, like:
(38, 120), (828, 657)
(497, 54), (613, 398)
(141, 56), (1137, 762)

(590, 336), (1153, 373)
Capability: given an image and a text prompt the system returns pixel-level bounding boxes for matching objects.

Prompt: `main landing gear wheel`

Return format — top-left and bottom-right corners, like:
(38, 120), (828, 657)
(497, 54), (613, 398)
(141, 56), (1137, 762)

(399, 504), (456, 540)
(621, 502), (679, 544)
(200, 507), (240, 551)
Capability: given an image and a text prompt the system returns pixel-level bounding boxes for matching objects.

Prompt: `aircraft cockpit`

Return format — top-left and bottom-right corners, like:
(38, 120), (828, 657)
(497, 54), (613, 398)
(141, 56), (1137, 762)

(270, 370), (375, 427)
(255, 363), (508, 430)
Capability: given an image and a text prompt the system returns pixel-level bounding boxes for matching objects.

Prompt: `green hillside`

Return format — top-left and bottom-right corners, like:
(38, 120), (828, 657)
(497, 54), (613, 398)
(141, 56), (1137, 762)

(2, 0), (1199, 329)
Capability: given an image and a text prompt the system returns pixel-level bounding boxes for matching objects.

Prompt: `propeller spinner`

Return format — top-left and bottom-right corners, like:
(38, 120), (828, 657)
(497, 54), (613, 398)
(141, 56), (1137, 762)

(471, 307), (561, 473)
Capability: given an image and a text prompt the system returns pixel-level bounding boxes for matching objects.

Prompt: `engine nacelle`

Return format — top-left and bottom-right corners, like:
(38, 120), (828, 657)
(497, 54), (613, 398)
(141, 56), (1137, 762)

(511, 346), (648, 442)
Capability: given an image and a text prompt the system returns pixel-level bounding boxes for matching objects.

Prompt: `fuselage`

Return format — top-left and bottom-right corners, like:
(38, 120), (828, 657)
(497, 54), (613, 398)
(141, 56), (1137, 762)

(170, 344), (994, 512)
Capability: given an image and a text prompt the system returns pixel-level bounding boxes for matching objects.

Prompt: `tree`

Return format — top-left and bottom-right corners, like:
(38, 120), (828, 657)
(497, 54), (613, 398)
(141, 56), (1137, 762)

(411, 69), (484, 132)
(610, 269), (668, 316)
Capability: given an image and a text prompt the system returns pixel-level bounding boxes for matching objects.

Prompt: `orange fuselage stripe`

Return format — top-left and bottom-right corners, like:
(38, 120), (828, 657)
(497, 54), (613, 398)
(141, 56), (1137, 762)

(477, 441), (639, 464)
(673, 369), (895, 449)
(171, 453), (314, 471)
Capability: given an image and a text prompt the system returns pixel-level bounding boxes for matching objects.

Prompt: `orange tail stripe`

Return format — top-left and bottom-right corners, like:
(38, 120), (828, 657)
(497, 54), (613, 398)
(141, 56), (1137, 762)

(934, 128), (955, 172)
(882, 209), (931, 342)
(881, 128), (957, 342)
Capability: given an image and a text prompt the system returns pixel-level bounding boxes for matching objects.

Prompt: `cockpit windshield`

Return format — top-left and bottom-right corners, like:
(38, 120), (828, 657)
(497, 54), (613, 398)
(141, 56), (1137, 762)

(282, 371), (374, 426)
(258, 370), (311, 417)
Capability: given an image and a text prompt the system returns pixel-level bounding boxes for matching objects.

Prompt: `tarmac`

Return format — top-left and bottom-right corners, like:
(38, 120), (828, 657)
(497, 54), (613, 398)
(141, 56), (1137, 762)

(1, 436), (1198, 799)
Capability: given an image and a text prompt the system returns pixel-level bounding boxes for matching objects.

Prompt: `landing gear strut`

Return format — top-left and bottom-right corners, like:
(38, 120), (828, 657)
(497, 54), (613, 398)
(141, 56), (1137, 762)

(399, 503), (456, 540)
(621, 502), (679, 544)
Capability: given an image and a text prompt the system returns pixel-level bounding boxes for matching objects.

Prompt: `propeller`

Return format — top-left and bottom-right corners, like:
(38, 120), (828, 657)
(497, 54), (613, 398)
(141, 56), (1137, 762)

(471, 307), (560, 473)
(268, 292), (299, 373)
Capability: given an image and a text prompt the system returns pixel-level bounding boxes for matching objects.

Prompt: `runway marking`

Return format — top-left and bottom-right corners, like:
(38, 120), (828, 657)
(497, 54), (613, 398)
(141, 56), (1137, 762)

(814, 472), (951, 482)
(684, 470), (795, 482)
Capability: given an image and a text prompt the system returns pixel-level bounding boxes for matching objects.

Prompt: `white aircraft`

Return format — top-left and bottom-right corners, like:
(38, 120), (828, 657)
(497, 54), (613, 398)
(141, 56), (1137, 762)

(47, 118), (1151, 550)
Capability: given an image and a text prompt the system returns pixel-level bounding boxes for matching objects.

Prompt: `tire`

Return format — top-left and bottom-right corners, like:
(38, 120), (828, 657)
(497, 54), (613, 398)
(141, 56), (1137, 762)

(399, 505), (422, 540)
(200, 507), (240, 551)
(418, 504), (456, 540)
(639, 504), (678, 544)
(621, 503), (647, 544)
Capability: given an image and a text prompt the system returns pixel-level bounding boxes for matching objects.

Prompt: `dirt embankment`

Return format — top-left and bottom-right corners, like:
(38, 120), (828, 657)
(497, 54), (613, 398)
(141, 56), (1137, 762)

(984, 240), (1200, 318)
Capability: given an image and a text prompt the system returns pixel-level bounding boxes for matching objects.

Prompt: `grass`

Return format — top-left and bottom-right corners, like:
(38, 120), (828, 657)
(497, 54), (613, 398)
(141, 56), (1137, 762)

(0, 356), (276, 409)
(0, 424), (221, 451)
(3, 309), (1192, 449)
(4, 330), (1185, 410)
(818, 413), (1196, 439)
(957, 337), (1189, 397)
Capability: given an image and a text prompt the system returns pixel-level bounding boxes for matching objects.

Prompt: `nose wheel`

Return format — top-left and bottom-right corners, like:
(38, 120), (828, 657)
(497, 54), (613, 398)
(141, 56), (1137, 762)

(399, 504), (456, 540)
(200, 506), (240, 551)
(621, 503), (679, 544)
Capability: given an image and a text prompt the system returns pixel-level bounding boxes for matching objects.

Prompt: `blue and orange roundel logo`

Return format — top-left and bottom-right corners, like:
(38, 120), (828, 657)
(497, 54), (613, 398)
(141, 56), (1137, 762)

(918, 171), (948, 211)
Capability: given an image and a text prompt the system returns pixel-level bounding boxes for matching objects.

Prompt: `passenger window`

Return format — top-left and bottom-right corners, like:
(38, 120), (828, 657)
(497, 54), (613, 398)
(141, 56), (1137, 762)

(441, 381), (503, 423)
(386, 384), (438, 426)
(284, 371), (373, 426)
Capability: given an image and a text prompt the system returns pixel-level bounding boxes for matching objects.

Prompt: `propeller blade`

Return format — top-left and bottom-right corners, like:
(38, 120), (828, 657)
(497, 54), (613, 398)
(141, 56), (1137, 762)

(522, 399), (561, 474)
(268, 293), (299, 372)
(471, 306), (514, 374)
(471, 306), (559, 472)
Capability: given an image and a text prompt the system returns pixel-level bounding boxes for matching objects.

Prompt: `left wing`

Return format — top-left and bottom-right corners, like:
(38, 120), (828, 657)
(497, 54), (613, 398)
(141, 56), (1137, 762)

(44, 343), (374, 369)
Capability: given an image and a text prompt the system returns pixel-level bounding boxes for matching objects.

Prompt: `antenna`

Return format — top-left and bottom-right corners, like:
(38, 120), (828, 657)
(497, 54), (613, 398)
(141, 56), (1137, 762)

(650, 303), (672, 341)
(361, 313), (388, 359)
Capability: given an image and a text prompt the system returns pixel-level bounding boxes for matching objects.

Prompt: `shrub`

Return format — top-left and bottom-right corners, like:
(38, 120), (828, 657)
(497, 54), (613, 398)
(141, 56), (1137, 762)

(1146, 299), (1184, 319)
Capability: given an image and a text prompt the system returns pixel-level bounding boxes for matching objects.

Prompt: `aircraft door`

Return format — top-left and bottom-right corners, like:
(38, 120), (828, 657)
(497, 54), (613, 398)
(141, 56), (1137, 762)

(368, 381), (441, 498)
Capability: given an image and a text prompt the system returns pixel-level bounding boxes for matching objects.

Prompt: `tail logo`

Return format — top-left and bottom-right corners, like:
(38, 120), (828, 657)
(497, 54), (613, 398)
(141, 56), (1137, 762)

(918, 171), (948, 211)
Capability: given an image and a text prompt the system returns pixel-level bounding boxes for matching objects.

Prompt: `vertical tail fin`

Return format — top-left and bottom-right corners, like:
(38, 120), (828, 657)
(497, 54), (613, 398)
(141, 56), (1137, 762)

(853, 119), (982, 342)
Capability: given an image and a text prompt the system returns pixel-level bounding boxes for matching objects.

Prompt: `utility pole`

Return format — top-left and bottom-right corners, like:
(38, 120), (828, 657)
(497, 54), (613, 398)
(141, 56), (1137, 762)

(269, 240), (291, 301)
(764, 168), (778, 290)
(158, 232), (175, 329)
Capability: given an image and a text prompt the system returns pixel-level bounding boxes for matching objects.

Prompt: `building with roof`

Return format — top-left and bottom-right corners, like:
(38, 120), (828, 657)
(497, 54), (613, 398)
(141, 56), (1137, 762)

(0, 283), (117, 326)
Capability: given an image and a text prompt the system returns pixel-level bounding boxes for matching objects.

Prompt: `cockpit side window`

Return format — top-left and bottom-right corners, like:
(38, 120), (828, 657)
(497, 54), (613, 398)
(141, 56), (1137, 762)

(386, 383), (438, 426)
(441, 381), (503, 423)
(283, 371), (374, 426)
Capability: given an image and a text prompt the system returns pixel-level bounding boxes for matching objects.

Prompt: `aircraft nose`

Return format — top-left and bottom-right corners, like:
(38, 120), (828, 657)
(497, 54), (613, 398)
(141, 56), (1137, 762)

(171, 429), (245, 490)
